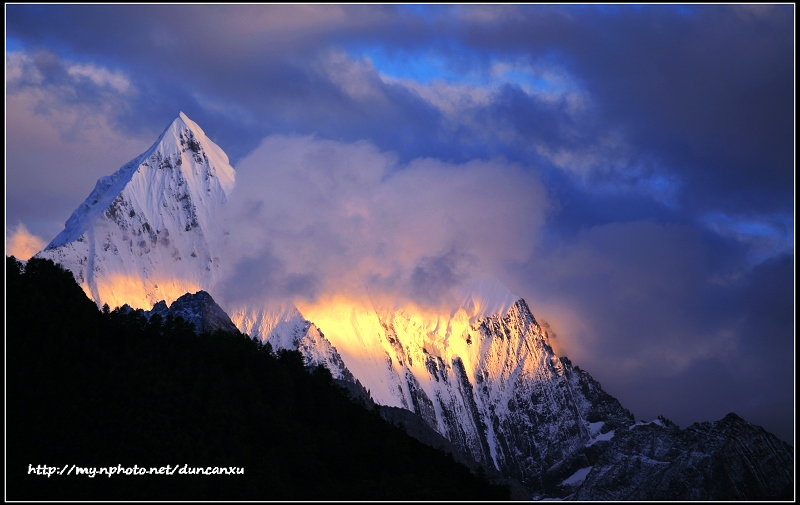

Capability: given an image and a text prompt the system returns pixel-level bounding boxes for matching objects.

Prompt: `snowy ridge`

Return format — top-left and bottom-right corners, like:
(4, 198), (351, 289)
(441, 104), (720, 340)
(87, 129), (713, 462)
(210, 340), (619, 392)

(294, 295), (635, 491)
(46, 113), (233, 250)
(229, 302), (356, 382)
(46, 154), (146, 250)
(228, 302), (308, 345)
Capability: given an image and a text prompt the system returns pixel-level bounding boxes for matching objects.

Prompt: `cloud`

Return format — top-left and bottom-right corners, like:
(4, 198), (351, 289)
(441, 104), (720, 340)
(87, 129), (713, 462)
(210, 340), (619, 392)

(6, 49), (155, 241)
(318, 50), (387, 102)
(12, 5), (790, 221)
(6, 49), (138, 106)
(216, 249), (320, 305)
(520, 221), (715, 364)
(215, 135), (549, 310)
(369, 49), (682, 207)
(514, 219), (793, 441)
(66, 63), (134, 95)
(408, 248), (473, 306)
(6, 223), (47, 261)
(701, 212), (794, 265)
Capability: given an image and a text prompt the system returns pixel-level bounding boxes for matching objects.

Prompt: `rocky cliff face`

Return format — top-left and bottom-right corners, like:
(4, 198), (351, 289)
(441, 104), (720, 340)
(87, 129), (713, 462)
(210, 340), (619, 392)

(548, 413), (794, 500)
(273, 292), (635, 495)
(377, 298), (635, 492)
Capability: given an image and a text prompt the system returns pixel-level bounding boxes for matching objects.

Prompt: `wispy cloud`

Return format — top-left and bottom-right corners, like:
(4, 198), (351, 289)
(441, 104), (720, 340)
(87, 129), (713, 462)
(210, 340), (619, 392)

(701, 212), (794, 264)
(66, 63), (135, 95)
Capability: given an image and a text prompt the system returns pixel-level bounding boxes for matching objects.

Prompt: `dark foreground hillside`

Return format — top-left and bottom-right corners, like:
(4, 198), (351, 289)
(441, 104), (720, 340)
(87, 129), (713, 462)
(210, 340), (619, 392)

(6, 256), (510, 501)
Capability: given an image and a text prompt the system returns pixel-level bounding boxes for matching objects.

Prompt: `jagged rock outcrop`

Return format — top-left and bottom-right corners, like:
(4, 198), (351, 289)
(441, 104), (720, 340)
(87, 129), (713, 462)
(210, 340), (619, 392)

(121, 290), (238, 335)
(164, 290), (239, 334)
(565, 413), (794, 501)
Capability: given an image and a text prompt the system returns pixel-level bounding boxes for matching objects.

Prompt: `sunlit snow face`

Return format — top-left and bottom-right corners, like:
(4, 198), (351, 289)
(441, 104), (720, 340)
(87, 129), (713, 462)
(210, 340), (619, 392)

(91, 274), (204, 313)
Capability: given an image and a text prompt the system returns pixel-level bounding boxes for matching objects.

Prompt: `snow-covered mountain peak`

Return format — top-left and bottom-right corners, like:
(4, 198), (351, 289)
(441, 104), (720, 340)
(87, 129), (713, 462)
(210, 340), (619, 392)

(154, 112), (235, 193)
(45, 113), (234, 251)
(36, 113), (236, 310)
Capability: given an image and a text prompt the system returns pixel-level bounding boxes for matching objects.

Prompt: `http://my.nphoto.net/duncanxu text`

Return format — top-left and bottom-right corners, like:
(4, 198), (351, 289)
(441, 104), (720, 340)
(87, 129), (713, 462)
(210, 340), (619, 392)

(28, 464), (245, 478)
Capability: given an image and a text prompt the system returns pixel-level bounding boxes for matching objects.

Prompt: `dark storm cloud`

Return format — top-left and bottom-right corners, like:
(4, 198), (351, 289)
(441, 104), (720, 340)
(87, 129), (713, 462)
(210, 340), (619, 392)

(8, 5), (791, 211)
(515, 220), (793, 443)
(9, 6), (792, 158)
(450, 4), (794, 215)
(7, 4), (422, 162)
(605, 250), (794, 445)
(722, 252), (795, 443)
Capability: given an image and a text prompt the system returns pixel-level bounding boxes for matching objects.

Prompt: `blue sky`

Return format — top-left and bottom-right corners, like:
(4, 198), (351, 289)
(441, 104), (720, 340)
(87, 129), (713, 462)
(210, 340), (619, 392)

(5, 4), (794, 443)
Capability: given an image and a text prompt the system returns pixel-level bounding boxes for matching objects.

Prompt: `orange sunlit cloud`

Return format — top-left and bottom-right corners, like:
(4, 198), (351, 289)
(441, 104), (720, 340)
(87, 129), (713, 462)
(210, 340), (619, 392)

(6, 223), (47, 261)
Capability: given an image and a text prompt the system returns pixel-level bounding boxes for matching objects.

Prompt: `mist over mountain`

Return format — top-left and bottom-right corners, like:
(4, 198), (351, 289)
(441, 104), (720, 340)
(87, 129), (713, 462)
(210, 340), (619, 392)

(30, 114), (794, 500)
